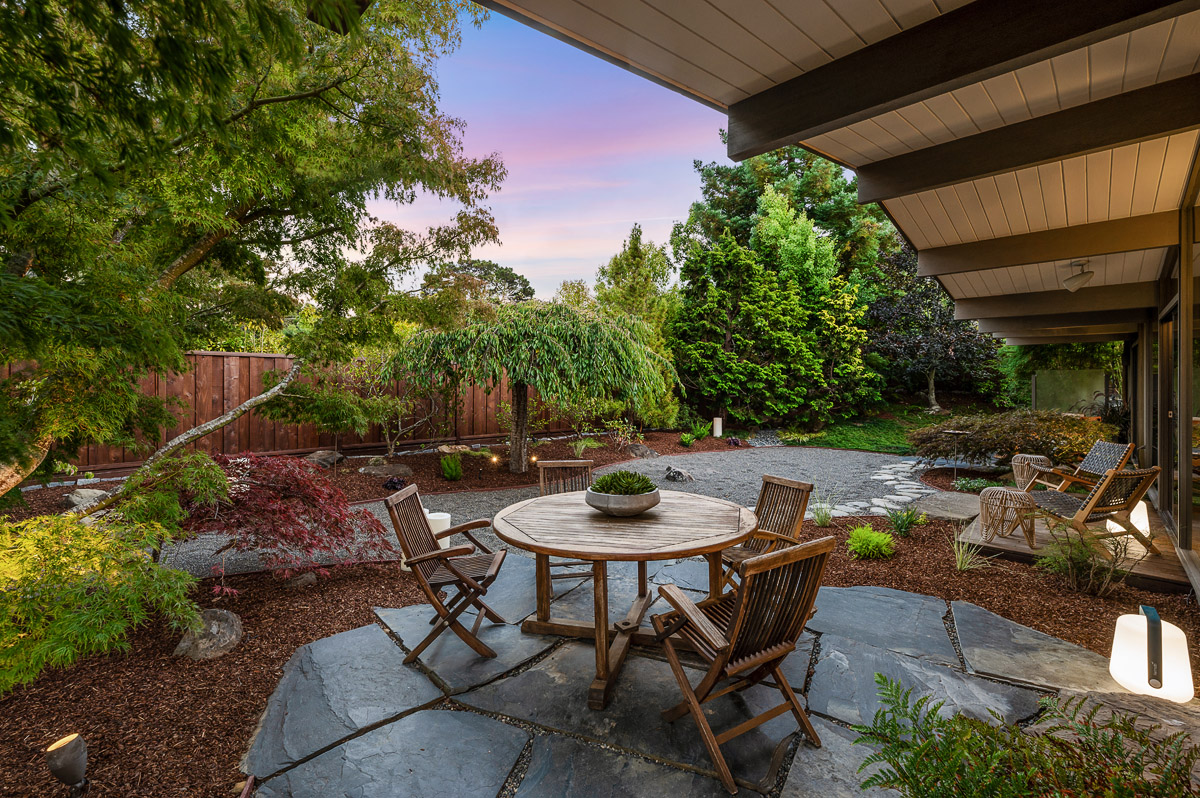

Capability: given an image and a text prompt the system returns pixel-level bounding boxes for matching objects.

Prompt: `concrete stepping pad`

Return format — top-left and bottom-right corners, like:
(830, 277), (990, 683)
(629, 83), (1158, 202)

(460, 642), (799, 792)
(514, 735), (751, 797)
(807, 634), (1041, 727)
(375, 605), (558, 695)
(781, 717), (898, 798)
(911, 492), (980, 522)
(808, 586), (958, 666)
(952, 601), (1124, 693)
(244, 625), (441, 779)
(253, 709), (528, 798)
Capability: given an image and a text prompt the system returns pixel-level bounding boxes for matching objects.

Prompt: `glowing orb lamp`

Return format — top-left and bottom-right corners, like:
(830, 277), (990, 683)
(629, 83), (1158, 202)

(1109, 606), (1194, 703)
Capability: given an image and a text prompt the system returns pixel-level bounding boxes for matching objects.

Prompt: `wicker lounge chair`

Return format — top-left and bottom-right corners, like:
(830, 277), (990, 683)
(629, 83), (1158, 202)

(1024, 440), (1134, 492)
(1029, 466), (1161, 556)
(537, 459), (596, 579)
(720, 475), (812, 590)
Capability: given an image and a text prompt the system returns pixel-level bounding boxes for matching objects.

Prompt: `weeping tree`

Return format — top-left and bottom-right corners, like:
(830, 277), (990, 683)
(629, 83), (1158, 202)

(395, 302), (670, 472)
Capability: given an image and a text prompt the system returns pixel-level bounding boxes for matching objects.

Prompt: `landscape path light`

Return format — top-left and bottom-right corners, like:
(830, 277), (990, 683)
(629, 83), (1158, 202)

(46, 733), (89, 796)
(1109, 605), (1194, 703)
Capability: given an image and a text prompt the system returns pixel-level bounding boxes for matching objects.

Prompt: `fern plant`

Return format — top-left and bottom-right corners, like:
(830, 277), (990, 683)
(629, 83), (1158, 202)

(591, 470), (656, 495)
(689, 420), (712, 440)
(847, 525), (895, 559)
(440, 453), (463, 481)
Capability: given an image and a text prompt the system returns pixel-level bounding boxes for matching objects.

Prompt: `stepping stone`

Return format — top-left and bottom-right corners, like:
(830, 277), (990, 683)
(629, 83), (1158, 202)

(461, 643), (798, 792)
(478, 554), (586, 625)
(911, 492), (980, 522)
(781, 717), (898, 798)
(952, 602), (1124, 693)
(808, 586), (958, 666)
(244, 625), (441, 779)
(514, 735), (749, 797)
(807, 634), (1041, 727)
(375, 605), (558, 695)
(253, 709), (528, 797)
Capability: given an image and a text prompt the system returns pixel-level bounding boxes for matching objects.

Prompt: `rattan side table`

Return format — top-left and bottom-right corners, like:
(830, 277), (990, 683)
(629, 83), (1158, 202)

(1010, 454), (1052, 491)
(978, 486), (1038, 549)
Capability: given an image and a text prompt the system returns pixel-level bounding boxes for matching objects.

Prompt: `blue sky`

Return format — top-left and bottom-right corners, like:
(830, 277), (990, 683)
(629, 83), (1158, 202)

(368, 10), (730, 296)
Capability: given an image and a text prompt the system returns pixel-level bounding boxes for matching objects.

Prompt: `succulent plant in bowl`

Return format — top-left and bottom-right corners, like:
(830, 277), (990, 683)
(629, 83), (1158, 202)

(586, 470), (660, 516)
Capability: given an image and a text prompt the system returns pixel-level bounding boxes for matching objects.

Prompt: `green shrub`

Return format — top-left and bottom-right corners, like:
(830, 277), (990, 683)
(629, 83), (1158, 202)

(0, 515), (200, 694)
(884, 506), (923, 537)
(679, 432), (695, 447)
(440, 453), (462, 481)
(780, 429), (827, 445)
(569, 436), (604, 458)
(952, 476), (1004, 493)
(1036, 525), (1134, 597)
(591, 470), (656, 495)
(855, 675), (1200, 797)
(907, 410), (1117, 466)
(847, 525), (895, 559)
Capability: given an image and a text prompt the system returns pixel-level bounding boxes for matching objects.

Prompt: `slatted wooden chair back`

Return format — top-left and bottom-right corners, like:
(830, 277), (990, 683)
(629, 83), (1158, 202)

(724, 538), (832, 670)
(1076, 441), (1134, 479)
(384, 484), (441, 584)
(538, 460), (594, 496)
(744, 475), (813, 556)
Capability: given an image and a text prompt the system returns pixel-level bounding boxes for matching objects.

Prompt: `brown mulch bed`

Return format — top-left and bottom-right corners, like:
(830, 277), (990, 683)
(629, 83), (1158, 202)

(920, 466), (1008, 493)
(1, 484), (80, 523)
(813, 515), (1200, 687)
(0, 564), (425, 798)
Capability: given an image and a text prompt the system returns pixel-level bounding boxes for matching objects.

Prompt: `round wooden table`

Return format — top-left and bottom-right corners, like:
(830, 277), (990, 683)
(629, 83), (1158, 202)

(492, 490), (757, 709)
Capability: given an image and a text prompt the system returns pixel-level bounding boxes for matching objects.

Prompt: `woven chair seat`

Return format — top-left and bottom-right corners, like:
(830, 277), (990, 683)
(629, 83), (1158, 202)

(1030, 490), (1115, 523)
(428, 553), (500, 587)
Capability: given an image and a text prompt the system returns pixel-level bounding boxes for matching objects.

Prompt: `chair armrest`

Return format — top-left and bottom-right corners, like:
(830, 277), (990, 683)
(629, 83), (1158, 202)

(436, 519), (494, 553)
(657, 584), (729, 653)
(406, 544), (474, 566)
(440, 557), (485, 594)
(484, 549), (507, 581)
(750, 531), (798, 548)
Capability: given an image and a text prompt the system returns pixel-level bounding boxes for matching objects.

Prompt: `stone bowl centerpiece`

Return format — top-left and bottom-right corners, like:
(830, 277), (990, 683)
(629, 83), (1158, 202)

(585, 470), (660, 517)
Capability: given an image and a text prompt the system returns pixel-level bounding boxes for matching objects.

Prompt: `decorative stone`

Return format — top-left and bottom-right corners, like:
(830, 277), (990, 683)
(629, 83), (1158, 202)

(807, 634), (1041, 727)
(289, 572), (318, 588)
(781, 717), (898, 798)
(460, 643), (798, 792)
(808, 586), (958, 666)
(436, 444), (471, 454)
(173, 608), (242, 661)
(63, 487), (107, 508)
(374, 604), (557, 694)
(623, 443), (659, 458)
(357, 463), (414, 478)
(515, 735), (742, 797)
(304, 450), (345, 469)
(253, 709), (528, 798)
(664, 466), (694, 482)
(952, 601), (1124, 693)
(243, 624), (441, 778)
(367, 455), (387, 466)
(910, 492), (980, 522)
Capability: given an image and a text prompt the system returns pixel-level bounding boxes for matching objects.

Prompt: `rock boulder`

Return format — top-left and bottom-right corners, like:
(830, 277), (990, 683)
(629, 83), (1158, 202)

(357, 463), (413, 478)
(63, 488), (107, 508)
(664, 466), (693, 482)
(623, 443), (659, 459)
(173, 609), (243, 660)
(304, 450), (345, 469)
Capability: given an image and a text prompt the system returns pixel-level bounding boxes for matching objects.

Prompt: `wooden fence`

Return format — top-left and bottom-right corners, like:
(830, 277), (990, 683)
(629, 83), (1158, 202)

(6, 352), (570, 474)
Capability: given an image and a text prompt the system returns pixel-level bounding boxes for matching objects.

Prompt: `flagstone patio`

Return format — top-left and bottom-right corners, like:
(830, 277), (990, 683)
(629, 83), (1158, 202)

(242, 553), (1137, 797)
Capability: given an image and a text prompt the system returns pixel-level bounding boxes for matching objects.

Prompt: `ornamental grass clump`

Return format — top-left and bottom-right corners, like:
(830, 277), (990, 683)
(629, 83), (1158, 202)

(847, 525), (895, 559)
(591, 470), (656, 495)
(884, 506), (924, 537)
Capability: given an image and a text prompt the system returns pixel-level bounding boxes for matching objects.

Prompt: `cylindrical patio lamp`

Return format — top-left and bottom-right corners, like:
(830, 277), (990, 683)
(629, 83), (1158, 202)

(427, 512), (452, 549)
(712, 417), (723, 438)
(1109, 606), (1194, 703)
(46, 733), (89, 796)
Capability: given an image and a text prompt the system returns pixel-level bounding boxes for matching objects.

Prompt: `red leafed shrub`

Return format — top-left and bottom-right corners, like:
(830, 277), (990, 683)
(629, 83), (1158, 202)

(181, 453), (397, 575)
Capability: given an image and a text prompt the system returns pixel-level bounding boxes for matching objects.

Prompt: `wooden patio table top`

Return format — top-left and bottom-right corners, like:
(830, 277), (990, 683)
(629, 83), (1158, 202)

(492, 490), (757, 710)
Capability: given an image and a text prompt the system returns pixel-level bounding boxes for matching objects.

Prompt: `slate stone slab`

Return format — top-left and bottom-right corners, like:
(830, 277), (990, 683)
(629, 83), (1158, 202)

(774, 631), (818, 694)
(911, 492), (980, 522)
(551, 561), (667, 627)
(781, 717), (899, 798)
(254, 709), (528, 798)
(375, 604), (557, 694)
(952, 601), (1124, 693)
(244, 625), (441, 779)
(476, 553), (585, 625)
(460, 643), (798, 792)
(514, 735), (753, 797)
(651, 557), (715, 594)
(807, 634), (1041, 726)
(809, 586), (958, 666)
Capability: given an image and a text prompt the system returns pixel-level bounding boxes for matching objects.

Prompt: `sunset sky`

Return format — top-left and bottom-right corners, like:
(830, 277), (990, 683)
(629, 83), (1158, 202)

(368, 10), (730, 297)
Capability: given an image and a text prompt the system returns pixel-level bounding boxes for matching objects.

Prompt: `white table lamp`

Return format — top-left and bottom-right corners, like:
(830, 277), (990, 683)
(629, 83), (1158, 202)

(1109, 606), (1194, 704)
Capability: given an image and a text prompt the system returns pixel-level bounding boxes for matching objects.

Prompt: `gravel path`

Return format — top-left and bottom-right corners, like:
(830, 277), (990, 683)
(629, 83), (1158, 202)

(165, 447), (939, 574)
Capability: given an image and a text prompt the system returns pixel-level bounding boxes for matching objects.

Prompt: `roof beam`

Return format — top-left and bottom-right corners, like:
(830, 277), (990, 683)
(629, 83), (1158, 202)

(987, 323), (1138, 338)
(1003, 333), (1134, 345)
(954, 281), (1159, 319)
(859, 72), (1200, 203)
(725, 0), (1200, 161)
(918, 213), (1178, 276)
(975, 309), (1151, 333)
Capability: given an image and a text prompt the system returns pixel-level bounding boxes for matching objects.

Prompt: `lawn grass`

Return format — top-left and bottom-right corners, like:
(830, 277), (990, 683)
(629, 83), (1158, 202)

(782, 401), (984, 455)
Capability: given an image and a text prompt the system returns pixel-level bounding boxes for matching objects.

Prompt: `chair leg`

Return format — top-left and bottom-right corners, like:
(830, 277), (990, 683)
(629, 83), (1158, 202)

(771, 664), (821, 748)
(406, 589), (497, 663)
(660, 635), (738, 795)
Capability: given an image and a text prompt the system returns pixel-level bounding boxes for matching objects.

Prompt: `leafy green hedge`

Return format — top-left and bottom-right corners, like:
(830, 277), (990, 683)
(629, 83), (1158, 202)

(907, 410), (1116, 465)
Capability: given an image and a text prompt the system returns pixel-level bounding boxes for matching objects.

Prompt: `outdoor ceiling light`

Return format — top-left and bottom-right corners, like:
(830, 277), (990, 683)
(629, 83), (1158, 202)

(1109, 606), (1194, 703)
(1062, 259), (1094, 292)
(46, 733), (89, 796)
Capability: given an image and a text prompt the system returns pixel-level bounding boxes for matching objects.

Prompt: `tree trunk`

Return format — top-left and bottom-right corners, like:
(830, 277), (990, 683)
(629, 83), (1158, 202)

(72, 360), (304, 516)
(510, 381), (530, 474)
(0, 434), (53, 499)
(926, 369), (942, 413)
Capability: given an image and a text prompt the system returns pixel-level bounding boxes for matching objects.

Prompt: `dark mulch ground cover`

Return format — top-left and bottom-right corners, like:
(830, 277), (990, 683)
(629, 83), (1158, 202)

(0, 564), (425, 798)
(920, 466), (1008, 493)
(326, 430), (733, 503)
(814, 515), (1200, 685)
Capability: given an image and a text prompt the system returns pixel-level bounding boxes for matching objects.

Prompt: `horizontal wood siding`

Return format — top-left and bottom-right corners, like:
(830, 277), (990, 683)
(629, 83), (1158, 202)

(46, 352), (571, 472)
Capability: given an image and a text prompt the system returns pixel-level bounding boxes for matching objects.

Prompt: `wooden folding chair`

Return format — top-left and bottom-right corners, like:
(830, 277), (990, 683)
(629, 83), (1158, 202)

(537, 459), (596, 580)
(1030, 466), (1162, 557)
(384, 485), (508, 663)
(1024, 440), (1134, 492)
(652, 536), (836, 794)
(720, 475), (812, 589)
